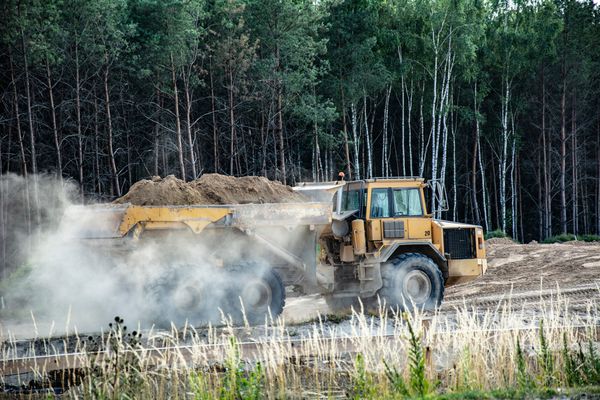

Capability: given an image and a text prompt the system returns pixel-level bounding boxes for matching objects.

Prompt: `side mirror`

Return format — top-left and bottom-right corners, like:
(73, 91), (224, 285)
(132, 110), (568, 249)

(427, 180), (449, 214)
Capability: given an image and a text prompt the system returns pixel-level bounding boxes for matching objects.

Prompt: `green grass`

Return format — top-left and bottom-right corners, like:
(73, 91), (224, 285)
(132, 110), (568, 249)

(542, 233), (600, 243)
(484, 229), (510, 240)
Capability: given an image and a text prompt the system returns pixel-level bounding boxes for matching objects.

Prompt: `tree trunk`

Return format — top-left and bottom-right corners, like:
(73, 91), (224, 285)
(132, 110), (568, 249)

(430, 47), (439, 214)
(75, 44), (84, 198)
(560, 71), (567, 233)
(418, 84), (425, 177)
(183, 75), (197, 178)
(275, 45), (286, 184)
(452, 110), (457, 221)
(597, 112), (600, 235)
(363, 93), (372, 179)
(21, 30), (37, 176)
(340, 84), (352, 179)
(227, 69), (236, 175)
(170, 53), (186, 181)
(21, 29), (39, 225)
(541, 68), (550, 239)
(471, 83), (481, 226)
(537, 137), (543, 240)
(350, 102), (360, 180)
(9, 49), (27, 178)
(499, 75), (510, 233)
(210, 57), (219, 173)
(382, 85), (391, 177)
(104, 57), (121, 197)
(571, 94), (578, 235)
(154, 87), (160, 176)
(261, 102), (269, 177)
(510, 116), (517, 240)
(407, 79), (414, 176)
(45, 58), (62, 179)
(9, 48), (31, 236)
(491, 157), (500, 229)
(94, 93), (101, 194)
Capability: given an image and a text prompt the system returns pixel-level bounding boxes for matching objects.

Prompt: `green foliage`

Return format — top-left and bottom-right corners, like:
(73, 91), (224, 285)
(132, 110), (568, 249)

(538, 320), (555, 388)
(560, 333), (600, 388)
(405, 314), (430, 397)
(586, 339), (600, 384)
(189, 370), (212, 400)
(542, 234), (600, 244)
(516, 339), (534, 391)
(383, 358), (410, 397)
(219, 337), (264, 400)
(484, 230), (510, 240)
(350, 353), (377, 400)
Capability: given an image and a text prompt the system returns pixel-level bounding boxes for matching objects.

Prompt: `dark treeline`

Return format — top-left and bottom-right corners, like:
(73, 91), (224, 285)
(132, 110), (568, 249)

(1, 0), (599, 243)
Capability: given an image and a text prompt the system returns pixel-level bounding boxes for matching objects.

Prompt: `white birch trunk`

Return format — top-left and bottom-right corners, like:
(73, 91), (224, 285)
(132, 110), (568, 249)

(474, 82), (490, 231)
(499, 74), (510, 233)
(510, 119), (517, 240)
(401, 76), (406, 176)
(351, 102), (360, 180)
(419, 85), (426, 177)
(363, 94), (373, 179)
(407, 79), (414, 177)
(382, 85), (391, 177)
(430, 43), (439, 214)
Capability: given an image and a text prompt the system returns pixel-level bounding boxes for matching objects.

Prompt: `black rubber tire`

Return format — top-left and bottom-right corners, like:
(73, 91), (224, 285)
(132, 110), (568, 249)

(229, 265), (286, 325)
(379, 253), (444, 311)
(146, 265), (213, 328)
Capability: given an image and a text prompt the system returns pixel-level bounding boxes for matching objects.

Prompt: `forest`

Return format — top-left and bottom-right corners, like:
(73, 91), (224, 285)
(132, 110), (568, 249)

(0, 0), (599, 245)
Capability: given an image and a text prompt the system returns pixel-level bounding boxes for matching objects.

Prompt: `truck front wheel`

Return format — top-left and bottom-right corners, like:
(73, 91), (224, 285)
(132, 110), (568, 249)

(379, 253), (444, 311)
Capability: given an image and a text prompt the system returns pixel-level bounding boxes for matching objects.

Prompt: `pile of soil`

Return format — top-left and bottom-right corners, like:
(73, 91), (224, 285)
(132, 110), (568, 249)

(485, 237), (515, 246)
(114, 174), (306, 206)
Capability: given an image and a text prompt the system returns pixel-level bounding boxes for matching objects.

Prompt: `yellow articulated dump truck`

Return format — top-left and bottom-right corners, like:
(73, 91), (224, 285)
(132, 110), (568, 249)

(63, 177), (486, 325)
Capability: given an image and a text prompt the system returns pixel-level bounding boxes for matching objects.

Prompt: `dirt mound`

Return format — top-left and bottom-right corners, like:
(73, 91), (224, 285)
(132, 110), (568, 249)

(114, 174), (305, 206)
(190, 174), (305, 204)
(485, 237), (514, 246)
(114, 175), (210, 206)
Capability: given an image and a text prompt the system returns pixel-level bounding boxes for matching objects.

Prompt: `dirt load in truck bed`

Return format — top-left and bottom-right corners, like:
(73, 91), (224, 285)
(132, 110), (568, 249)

(113, 174), (306, 206)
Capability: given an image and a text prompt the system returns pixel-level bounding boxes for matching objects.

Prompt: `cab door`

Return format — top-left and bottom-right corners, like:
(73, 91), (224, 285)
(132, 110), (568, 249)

(368, 187), (430, 243)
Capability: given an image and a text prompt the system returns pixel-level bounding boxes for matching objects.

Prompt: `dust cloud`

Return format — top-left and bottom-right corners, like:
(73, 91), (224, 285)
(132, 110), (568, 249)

(0, 174), (310, 336)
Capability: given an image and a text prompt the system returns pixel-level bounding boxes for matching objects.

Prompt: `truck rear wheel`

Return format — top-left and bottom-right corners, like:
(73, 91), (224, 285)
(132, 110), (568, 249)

(231, 264), (285, 324)
(147, 265), (214, 328)
(379, 253), (444, 311)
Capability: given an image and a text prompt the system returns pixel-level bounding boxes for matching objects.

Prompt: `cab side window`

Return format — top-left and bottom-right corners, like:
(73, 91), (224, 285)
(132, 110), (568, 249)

(393, 188), (423, 216)
(341, 189), (367, 218)
(370, 189), (391, 218)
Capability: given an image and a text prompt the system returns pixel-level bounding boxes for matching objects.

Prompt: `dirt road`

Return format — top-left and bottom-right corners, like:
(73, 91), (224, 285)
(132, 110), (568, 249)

(444, 238), (600, 301)
(3, 240), (600, 339)
(284, 239), (600, 320)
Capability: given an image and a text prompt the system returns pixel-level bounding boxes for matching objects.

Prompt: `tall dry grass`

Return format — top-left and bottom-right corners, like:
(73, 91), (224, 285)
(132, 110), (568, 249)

(1, 289), (599, 398)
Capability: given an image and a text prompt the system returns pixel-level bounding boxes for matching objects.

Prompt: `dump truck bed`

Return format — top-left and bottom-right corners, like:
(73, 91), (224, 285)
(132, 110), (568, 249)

(62, 202), (332, 239)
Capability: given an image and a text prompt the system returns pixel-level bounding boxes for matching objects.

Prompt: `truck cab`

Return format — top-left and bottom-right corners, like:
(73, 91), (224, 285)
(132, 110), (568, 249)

(313, 177), (487, 310)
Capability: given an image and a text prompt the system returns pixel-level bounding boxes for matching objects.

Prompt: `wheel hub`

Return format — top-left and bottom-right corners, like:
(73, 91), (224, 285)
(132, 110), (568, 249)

(402, 270), (432, 305)
(173, 284), (201, 310)
(241, 279), (272, 309)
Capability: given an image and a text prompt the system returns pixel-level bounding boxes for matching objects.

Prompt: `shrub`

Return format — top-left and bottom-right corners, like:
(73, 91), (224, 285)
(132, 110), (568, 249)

(484, 230), (509, 240)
